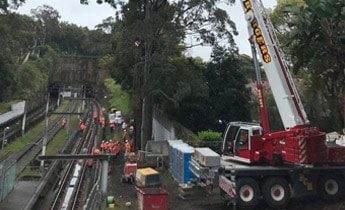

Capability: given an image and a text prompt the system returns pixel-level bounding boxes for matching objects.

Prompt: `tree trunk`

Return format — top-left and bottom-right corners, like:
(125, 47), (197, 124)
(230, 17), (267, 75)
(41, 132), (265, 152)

(134, 100), (142, 150)
(140, 0), (153, 150)
(343, 90), (345, 133)
(140, 95), (153, 150)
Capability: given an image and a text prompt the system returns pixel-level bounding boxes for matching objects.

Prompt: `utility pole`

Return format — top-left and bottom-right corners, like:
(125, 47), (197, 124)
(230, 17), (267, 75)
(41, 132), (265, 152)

(21, 101), (27, 136)
(2, 127), (10, 150)
(40, 92), (50, 170)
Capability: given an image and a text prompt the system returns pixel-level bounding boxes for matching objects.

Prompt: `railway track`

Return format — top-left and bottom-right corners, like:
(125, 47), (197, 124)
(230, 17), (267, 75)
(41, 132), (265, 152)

(2, 101), (78, 175)
(0, 99), (58, 147)
(50, 100), (101, 210)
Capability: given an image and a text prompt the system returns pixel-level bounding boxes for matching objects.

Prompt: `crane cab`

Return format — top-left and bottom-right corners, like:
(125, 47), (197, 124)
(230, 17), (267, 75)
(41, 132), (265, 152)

(222, 122), (263, 164)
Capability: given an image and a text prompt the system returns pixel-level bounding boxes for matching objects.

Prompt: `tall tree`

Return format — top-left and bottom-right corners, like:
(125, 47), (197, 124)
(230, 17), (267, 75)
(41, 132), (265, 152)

(106, 0), (239, 149)
(271, 0), (345, 131)
(31, 5), (62, 46)
(204, 46), (251, 131)
(0, 0), (24, 13)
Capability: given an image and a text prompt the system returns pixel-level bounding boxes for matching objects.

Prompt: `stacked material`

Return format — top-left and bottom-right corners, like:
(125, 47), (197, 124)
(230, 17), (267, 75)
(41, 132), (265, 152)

(136, 168), (161, 187)
(193, 147), (220, 167)
(167, 140), (195, 184)
(189, 147), (220, 185)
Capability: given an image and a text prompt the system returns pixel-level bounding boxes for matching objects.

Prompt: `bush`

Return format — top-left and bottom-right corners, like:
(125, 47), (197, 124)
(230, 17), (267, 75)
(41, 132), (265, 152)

(198, 130), (222, 142)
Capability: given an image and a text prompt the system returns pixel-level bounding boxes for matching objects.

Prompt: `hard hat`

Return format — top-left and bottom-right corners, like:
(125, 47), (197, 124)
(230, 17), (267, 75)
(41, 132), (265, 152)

(102, 140), (105, 143)
(125, 140), (128, 143)
(106, 141), (109, 144)
(109, 140), (113, 142)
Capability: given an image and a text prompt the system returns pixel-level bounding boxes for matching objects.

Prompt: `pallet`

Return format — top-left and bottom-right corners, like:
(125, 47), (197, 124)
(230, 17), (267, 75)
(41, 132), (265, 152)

(178, 183), (208, 200)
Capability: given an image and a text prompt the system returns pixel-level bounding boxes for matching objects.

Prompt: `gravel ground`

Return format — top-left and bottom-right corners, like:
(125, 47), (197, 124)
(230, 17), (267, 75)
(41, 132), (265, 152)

(106, 150), (345, 210)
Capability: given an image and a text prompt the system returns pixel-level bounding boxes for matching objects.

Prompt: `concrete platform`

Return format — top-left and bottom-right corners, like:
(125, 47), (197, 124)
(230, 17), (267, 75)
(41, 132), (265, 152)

(0, 181), (40, 210)
(0, 101), (25, 125)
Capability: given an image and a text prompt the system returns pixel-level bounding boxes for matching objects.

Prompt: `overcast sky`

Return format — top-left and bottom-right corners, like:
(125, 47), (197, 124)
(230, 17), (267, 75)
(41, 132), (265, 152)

(16, 0), (277, 61)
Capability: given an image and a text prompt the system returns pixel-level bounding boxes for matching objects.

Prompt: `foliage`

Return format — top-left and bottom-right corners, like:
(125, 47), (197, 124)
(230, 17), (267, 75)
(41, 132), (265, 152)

(174, 122), (202, 147)
(103, 78), (131, 117)
(198, 130), (222, 142)
(184, 46), (251, 132)
(99, 0), (243, 148)
(0, 101), (68, 157)
(0, 5), (110, 104)
(271, 0), (345, 131)
(0, 0), (25, 13)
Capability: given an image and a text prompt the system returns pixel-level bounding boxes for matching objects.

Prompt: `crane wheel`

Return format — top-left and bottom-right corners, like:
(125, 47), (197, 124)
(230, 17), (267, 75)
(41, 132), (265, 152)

(318, 174), (345, 203)
(236, 177), (260, 208)
(262, 177), (291, 209)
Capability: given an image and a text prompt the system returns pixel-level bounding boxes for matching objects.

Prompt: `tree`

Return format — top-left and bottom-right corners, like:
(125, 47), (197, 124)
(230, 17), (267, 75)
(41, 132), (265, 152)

(105, 0), (240, 149)
(0, 0), (25, 13)
(271, 0), (345, 131)
(31, 5), (62, 46)
(203, 46), (251, 131)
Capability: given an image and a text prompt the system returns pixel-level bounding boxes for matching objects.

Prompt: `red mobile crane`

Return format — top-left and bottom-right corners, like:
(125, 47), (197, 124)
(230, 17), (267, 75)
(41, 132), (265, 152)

(190, 0), (345, 209)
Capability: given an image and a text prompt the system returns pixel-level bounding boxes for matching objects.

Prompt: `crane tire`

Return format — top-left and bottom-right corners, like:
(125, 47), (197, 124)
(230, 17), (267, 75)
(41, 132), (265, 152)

(318, 174), (345, 203)
(236, 177), (260, 208)
(262, 177), (291, 209)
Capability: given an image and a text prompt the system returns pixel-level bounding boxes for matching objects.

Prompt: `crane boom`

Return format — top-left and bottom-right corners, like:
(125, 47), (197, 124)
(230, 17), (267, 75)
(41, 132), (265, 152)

(240, 0), (309, 129)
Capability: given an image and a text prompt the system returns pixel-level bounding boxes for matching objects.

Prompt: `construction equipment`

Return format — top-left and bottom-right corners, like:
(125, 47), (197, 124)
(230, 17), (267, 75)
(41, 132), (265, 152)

(136, 168), (161, 187)
(121, 162), (137, 183)
(189, 0), (345, 209)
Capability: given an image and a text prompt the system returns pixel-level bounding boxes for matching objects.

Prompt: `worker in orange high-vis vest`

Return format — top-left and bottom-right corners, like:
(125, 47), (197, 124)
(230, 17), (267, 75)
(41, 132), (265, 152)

(108, 140), (114, 153)
(100, 140), (105, 152)
(125, 140), (131, 155)
(104, 141), (110, 153)
(99, 117), (105, 128)
(79, 121), (87, 132)
(61, 118), (67, 128)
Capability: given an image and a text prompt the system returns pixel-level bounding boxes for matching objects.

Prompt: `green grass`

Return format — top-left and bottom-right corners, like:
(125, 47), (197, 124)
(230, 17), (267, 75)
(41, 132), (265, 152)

(18, 166), (41, 179)
(46, 109), (80, 155)
(45, 129), (67, 155)
(174, 121), (202, 147)
(0, 101), (68, 157)
(0, 100), (21, 114)
(105, 130), (122, 143)
(104, 78), (131, 117)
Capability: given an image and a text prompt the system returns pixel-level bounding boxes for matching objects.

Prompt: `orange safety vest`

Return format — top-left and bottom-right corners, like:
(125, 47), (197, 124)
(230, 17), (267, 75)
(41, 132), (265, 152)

(111, 144), (119, 155)
(91, 148), (100, 155)
(100, 143), (105, 150)
(104, 143), (110, 150)
(99, 117), (105, 126)
(125, 143), (131, 153)
(61, 119), (67, 126)
(80, 123), (86, 131)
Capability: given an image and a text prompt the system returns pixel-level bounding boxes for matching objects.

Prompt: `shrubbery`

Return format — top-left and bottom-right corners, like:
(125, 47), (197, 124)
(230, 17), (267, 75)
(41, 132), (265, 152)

(198, 130), (222, 142)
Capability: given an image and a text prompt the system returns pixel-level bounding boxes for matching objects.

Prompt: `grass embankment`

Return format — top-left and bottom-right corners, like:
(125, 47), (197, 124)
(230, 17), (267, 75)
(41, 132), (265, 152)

(103, 78), (131, 141)
(46, 108), (81, 155)
(0, 102), (13, 114)
(0, 101), (68, 157)
(104, 78), (131, 116)
(18, 103), (81, 179)
(18, 166), (41, 179)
